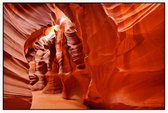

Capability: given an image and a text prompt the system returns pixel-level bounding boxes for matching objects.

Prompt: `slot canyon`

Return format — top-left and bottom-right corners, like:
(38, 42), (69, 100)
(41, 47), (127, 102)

(3, 3), (164, 109)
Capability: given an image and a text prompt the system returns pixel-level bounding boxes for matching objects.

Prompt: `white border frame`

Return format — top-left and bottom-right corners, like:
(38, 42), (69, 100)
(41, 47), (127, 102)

(0, 1), (166, 113)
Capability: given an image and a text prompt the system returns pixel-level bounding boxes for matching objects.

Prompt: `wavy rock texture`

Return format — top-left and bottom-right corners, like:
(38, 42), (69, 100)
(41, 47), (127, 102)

(3, 3), (164, 109)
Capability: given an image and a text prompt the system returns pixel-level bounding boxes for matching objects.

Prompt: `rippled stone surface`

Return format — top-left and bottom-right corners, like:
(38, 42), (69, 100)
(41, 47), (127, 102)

(3, 3), (164, 109)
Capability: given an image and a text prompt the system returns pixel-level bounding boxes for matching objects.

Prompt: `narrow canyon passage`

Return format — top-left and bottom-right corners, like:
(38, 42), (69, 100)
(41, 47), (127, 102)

(31, 91), (87, 109)
(3, 3), (165, 109)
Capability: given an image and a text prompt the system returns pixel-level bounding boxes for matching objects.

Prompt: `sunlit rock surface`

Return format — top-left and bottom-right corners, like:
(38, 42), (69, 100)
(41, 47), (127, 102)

(3, 3), (164, 109)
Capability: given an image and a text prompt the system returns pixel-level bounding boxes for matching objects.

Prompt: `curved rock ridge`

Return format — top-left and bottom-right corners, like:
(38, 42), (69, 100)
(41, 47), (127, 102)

(3, 3), (164, 109)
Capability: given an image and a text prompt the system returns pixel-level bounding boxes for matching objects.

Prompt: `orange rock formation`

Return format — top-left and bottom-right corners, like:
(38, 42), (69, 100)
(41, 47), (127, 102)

(3, 3), (164, 109)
